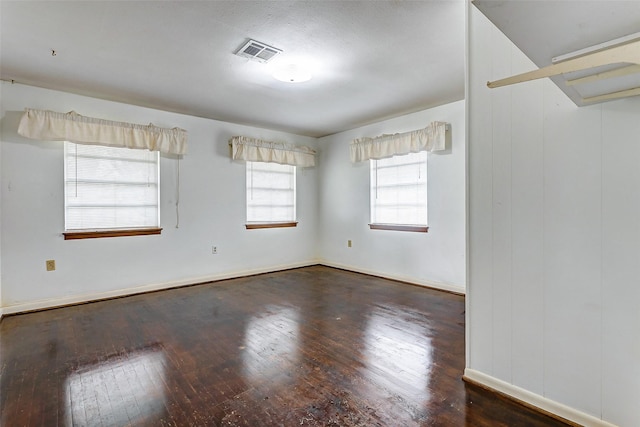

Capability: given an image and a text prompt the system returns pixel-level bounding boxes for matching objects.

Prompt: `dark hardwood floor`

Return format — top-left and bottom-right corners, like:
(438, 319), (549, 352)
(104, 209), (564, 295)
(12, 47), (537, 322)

(1, 266), (568, 426)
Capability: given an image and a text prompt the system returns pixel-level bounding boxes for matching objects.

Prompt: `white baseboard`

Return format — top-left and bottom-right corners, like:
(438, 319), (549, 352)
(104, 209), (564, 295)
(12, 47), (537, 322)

(463, 368), (618, 427)
(0, 260), (320, 316)
(318, 259), (465, 295)
(1, 260), (463, 316)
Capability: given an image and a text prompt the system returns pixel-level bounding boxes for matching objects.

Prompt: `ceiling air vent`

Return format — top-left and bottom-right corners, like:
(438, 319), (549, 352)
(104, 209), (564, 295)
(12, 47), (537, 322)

(235, 39), (282, 63)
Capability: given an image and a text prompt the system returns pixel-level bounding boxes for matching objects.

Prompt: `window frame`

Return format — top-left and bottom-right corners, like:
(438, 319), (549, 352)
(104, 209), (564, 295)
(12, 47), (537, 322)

(369, 151), (429, 233)
(245, 161), (298, 230)
(63, 141), (162, 240)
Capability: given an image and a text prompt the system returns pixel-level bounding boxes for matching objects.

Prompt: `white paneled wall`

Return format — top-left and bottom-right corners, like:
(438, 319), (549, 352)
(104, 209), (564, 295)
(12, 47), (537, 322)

(600, 99), (640, 423)
(509, 48), (545, 396)
(468, 6), (640, 426)
(0, 86), (2, 317)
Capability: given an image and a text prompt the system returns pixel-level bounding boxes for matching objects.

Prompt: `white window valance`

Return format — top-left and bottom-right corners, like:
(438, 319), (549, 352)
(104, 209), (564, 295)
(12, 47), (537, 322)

(350, 121), (448, 163)
(17, 108), (188, 155)
(230, 136), (316, 168)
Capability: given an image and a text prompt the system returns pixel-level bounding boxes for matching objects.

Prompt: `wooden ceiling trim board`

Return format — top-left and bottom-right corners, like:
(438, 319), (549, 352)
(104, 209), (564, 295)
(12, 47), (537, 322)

(487, 39), (640, 89)
(565, 64), (640, 86)
(582, 86), (640, 104)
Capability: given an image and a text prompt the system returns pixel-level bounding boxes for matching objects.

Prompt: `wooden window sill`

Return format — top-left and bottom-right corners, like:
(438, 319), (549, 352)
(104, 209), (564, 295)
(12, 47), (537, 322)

(63, 228), (162, 240)
(369, 224), (429, 233)
(245, 222), (298, 230)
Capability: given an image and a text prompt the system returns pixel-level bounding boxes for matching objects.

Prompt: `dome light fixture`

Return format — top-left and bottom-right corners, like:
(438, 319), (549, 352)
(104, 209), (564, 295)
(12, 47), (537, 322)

(273, 63), (312, 83)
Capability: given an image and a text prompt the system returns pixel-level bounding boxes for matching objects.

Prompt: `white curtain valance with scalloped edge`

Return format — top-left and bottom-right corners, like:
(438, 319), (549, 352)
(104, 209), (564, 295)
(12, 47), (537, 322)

(230, 135), (316, 168)
(18, 108), (188, 155)
(350, 121), (448, 162)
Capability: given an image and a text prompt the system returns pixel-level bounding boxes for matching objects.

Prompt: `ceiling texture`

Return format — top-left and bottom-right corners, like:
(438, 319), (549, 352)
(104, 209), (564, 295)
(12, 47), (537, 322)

(0, 1), (466, 138)
(4, 1), (637, 138)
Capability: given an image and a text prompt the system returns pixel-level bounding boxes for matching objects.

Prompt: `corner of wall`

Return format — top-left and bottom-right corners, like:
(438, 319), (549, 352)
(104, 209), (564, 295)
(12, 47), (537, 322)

(315, 101), (467, 288)
(319, 260), (465, 295)
(464, 0), (472, 371)
(1, 81), (5, 322)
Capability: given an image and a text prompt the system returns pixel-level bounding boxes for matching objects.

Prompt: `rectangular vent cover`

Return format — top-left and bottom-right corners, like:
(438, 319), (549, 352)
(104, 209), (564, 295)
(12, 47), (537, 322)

(235, 39), (282, 63)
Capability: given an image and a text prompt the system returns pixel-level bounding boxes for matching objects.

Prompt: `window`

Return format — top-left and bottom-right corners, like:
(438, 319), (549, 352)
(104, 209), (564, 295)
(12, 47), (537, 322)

(246, 161), (296, 228)
(64, 142), (160, 239)
(370, 151), (428, 232)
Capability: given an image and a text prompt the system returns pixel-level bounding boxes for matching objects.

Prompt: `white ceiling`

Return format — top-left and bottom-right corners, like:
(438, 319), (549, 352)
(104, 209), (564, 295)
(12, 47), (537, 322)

(474, 0), (640, 107)
(0, 1), (466, 138)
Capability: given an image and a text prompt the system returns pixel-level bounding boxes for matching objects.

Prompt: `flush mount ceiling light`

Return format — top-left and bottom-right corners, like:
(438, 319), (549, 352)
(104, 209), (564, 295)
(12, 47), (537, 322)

(273, 63), (313, 83)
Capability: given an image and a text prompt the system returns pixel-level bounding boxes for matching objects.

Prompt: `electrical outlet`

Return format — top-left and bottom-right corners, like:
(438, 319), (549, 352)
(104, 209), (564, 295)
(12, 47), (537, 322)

(212, 246), (218, 254)
(46, 260), (56, 271)
(348, 240), (352, 248)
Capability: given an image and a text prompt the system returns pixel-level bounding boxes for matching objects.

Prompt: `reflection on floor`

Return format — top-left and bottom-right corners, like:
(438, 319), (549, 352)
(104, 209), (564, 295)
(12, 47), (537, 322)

(65, 346), (166, 426)
(0, 265), (568, 426)
(243, 305), (300, 383)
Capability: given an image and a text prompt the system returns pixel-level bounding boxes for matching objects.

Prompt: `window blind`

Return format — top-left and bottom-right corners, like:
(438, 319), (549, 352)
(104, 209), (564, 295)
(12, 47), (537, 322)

(64, 142), (160, 230)
(246, 161), (296, 223)
(370, 151), (427, 226)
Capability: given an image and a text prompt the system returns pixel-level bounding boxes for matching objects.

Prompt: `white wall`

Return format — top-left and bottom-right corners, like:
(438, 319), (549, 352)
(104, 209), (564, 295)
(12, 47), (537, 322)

(317, 100), (466, 292)
(467, 6), (640, 427)
(0, 82), (319, 311)
(0, 83), (2, 318)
